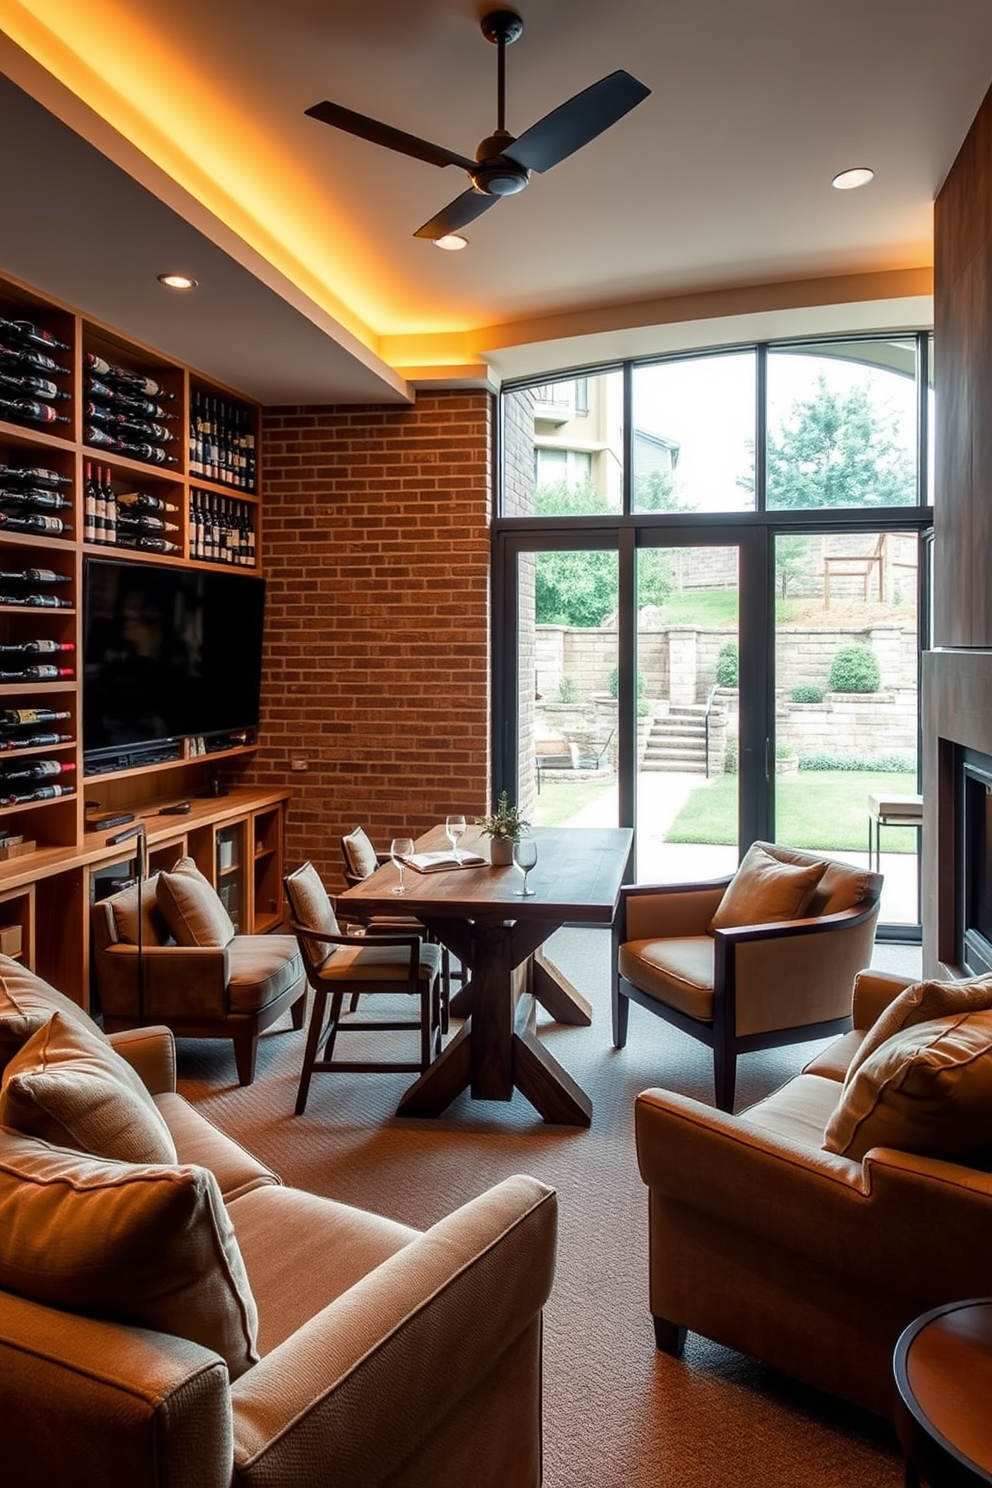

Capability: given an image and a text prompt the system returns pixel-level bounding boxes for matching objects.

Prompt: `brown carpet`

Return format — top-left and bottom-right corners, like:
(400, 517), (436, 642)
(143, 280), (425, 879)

(177, 930), (913, 1488)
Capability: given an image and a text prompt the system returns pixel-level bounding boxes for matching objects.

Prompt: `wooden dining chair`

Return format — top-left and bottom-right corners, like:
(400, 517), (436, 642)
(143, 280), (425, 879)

(284, 861), (444, 1115)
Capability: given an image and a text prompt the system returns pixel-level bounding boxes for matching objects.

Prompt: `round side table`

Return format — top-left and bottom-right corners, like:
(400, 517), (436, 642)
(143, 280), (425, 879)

(893, 1298), (992, 1488)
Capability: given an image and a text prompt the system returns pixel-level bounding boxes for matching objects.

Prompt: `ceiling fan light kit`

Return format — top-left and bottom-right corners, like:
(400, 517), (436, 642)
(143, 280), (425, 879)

(305, 8), (650, 241)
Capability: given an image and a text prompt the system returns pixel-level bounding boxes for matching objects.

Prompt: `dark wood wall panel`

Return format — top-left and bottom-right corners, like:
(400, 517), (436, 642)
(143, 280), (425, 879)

(934, 79), (992, 647)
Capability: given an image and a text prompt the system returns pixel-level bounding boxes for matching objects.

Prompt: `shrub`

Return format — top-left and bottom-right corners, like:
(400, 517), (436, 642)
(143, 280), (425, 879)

(828, 644), (881, 694)
(715, 642), (739, 688)
(608, 666), (646, 699)
(724, 735), (739, 774)
(788, 683), (823, 703)
(798, 752), (916, 772)
(555, 675), (581, 703)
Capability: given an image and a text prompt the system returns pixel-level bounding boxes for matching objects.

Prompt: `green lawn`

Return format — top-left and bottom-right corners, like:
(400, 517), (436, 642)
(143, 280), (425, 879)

(666, 770), (916, 852)
(532, 778), (616, 827)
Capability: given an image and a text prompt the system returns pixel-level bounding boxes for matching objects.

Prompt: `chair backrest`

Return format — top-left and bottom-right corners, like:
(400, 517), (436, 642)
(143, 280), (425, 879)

(340, 827), (379, 885)
(284, 861), (340, 971)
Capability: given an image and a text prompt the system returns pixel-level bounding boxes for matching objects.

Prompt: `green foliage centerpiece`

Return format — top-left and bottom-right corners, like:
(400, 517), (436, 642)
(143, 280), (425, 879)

(476, 792), (529, 865)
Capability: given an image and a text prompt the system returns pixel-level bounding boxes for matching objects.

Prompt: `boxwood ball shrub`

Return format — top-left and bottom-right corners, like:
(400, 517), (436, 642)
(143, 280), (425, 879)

(715, 642), (739, 688)
(789, 683), (823, 703)
(828, 644), (881, 694)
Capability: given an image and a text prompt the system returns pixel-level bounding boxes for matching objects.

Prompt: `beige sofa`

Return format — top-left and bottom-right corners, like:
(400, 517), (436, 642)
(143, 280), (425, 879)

(636, 968), (992, 1417)
(0, 959), (558, 1487)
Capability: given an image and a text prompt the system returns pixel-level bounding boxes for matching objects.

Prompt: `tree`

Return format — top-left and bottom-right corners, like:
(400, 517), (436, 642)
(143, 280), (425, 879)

(533, 480), (675, 625)
(775, 533), (814, 597)
(764, 374), (915, 509)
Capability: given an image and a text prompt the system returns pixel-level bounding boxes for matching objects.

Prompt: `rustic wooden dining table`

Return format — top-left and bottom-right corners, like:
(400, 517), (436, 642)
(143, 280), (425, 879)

(339, 823), (633, 1126)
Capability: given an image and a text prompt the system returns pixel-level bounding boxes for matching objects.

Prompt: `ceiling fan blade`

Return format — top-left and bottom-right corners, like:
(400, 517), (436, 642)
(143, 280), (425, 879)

(414, 188), (500, 240)
(503, 70), (650, 174)
(305, 99), (477, 173)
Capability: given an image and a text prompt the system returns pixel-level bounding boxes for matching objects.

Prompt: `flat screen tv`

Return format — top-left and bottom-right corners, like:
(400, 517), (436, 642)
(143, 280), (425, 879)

(82, 557), (266, 765)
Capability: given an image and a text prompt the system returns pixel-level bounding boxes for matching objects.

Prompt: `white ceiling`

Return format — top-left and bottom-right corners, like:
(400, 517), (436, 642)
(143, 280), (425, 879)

(2, 0), (991, 404)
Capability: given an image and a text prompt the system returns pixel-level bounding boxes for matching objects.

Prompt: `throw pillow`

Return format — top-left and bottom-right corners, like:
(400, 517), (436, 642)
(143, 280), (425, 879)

(284, 861), (340, 971)
(0, 957), (93, 1030)
(823, 1009), (992, 1164)
(0, 1011), (49, 1076)
(846, 972), (992, 1086)
(157, 857), (236, 948)
(107, 871), (173, 948)
(0, 1010), (177, 1165)
(342, 826), (379, 881)
(0, 1128), (258, 1378)
(709, 842), (828, 933)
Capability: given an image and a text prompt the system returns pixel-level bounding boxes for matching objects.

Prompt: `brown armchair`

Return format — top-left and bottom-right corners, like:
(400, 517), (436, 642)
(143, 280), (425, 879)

(91, 861), (306, 1086)
(614, 841), (883, 1110)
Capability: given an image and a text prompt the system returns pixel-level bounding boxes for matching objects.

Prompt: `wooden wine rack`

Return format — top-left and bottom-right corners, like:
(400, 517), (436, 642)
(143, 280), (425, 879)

(0, 268), (283, 1008)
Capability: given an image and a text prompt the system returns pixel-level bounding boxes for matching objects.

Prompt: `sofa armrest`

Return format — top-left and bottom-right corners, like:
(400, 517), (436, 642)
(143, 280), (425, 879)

(106, 1025), (177, 1095)
(851, 967), (917, 1030)
(0, 1290), (232, 1488)
(635, 1087), (992, 1296)
(230, 1175), (557, 1488)
(98, 943), (230, 1021)
(621, 879), (730, 940)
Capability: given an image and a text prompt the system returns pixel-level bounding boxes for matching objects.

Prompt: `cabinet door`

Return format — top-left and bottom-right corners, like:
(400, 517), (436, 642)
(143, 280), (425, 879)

(0, 882), (34, 968)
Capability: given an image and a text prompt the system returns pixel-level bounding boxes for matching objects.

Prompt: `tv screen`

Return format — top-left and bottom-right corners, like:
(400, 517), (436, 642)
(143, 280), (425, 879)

(82, 557), (266, 762)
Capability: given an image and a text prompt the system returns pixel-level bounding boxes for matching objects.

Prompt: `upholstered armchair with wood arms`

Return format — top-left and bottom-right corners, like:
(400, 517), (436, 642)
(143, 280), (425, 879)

(91, 857), (306, 1086)
(614, 841), (884, 1111)
(635, 967), (992, 1416)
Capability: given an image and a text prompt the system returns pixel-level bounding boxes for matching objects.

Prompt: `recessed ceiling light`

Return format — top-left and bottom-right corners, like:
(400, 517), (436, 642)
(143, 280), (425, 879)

(157, 272), (198, 289)
(433, 234), (468, 251)
(831, 167), (874, 191)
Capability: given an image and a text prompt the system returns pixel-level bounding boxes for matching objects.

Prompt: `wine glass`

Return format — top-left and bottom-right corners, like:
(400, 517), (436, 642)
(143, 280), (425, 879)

(390, 836), (414, 895)
(446, 813), (467, 862)
(512, 831), (538, 897)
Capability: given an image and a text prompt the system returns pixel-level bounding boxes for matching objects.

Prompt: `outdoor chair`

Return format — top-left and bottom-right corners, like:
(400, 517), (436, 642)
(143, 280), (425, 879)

(614, 841), (884, 1111)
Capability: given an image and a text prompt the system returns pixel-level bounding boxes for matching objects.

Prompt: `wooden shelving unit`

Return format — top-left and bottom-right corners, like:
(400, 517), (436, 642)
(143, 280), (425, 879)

(0, 268), (282, 1008)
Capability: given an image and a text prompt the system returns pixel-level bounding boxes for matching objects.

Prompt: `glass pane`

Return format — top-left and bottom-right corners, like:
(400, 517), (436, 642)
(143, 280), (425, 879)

(502, 370), (623, 517)
(634, 544), (740, 882)
(773, 529), (920, 926)
(518, 548), (618, 830)
(631, 352), (757, 514)
(766, 339), (918, 510)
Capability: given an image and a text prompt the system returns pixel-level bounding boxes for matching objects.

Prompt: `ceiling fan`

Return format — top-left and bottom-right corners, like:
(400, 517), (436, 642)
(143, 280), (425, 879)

(305, 8), (651, 241)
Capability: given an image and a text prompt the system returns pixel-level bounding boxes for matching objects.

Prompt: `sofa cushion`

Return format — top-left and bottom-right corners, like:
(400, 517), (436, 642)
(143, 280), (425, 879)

(0, 1127), (258, 1376)
(823, 1010), (992, 1163)
(0, 1010), (49, 1076)
(157, 857), (236, 948)
(846, 973), (992, 1086)
(285, 860), (340, 971)
(155, 1090), (281, 1202)
(709, 842), (827, 933)
(106, 871), (173, 947)
(0, 956), (93, 1030)
(0, 1010), (177, 1165)
(227, 935), (304, 1013)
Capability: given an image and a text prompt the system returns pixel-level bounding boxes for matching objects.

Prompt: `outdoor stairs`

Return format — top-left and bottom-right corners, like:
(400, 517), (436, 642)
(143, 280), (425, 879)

(641, 705), (709, 773)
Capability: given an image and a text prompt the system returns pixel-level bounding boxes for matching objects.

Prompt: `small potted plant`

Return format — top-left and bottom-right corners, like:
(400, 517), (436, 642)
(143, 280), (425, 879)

(476, 791), (528, 865)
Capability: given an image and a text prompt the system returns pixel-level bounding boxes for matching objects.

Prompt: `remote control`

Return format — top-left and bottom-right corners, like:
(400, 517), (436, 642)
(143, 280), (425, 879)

(159, 802), (192, 815)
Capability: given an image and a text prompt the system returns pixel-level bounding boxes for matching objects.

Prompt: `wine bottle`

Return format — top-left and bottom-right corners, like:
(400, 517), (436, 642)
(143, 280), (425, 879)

(0, 318), (71, 353)
(20, 595), (72, 609)
(0, 487), (72, 512)
(0, 395), (70, 427)
(0, 465), (70, 489)
(0, 731), (72, 750)
(0, 758), (75, 782)
(0, 372), (69, 402)
(0, 512), (71, 537)
(84, 353), (170, 399)
(0, 568), (69, 586)
(0, 708), (71, 728)
(115, 534), (180, 555)
(100, 465), (117, 547)
(117, 513), (179, 534)
(1, 782), (75, 804)
(0, 664), (73, 681)
(117, 490), (177, 513)
(86, 380), (174, 423)
(0, 640), (73, 657)
(0, 344), (71, 378)
(85, 426), (176, 465)
(85, 402), (176, 443)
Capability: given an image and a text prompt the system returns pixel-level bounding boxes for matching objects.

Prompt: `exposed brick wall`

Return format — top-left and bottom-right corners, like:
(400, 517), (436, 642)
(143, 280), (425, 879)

(240, 391), (493, 893)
